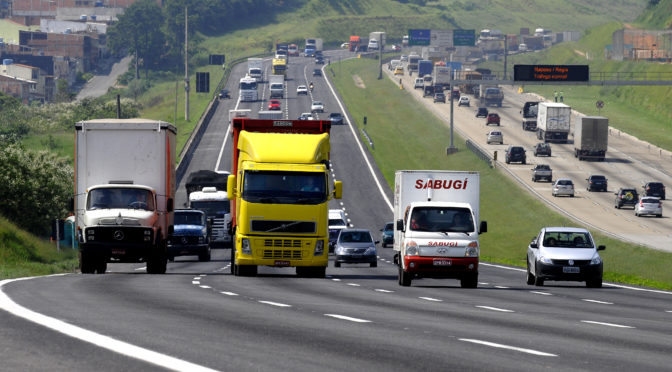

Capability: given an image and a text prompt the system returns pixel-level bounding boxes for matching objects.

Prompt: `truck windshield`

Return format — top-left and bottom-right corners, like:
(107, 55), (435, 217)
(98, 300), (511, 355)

(87, 188), (155, 211)
(409, 207), (474, 233)
(240, 80), (257, 90)
(242, 171), (327, 204)
(189, 201), (230, 217)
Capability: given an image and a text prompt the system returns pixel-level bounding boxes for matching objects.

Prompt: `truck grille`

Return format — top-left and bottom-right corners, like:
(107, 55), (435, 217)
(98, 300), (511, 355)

(251, 220), (316, 233)
(262, 249), (303, 260)
(263, 239), (302, 248)
(169, 236), (200, 245)
(86, 227), (152, 243)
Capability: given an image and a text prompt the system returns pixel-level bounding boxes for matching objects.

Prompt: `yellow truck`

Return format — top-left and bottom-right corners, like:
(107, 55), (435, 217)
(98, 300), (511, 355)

(271, 58), (287, 77)
(227, 118), (342, 277)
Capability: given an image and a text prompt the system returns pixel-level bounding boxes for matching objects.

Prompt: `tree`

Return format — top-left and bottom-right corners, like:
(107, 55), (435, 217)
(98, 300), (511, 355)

(0, 144), (73, 237)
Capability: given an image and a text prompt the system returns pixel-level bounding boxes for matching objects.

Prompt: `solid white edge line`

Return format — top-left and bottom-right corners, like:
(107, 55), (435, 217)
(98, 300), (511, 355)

(324, 314), (371, 323)
(323, 59), (394, 212)
(459, 338), (557, 357)
(476, 306), (514, 313)
(581, 320), (634, 329)
(258, 301), (291, 308)
(0, 277), (220, 372)
(582, 299), (613, 305)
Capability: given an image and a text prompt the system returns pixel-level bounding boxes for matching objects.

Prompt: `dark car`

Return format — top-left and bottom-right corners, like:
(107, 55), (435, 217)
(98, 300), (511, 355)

(486, 113), (500, 126)
(533, 142), (551, 157)
(476, 107), (488, 118)
(218, 89), (230, 99)
(505, 145), (526, 164)
(614, 188), (639, 209)
(380, 222), (394, 248)
(433, 92), (446, 103)
(168, 209), (211, 262)
(329, 112), (344, 125)
(643, 182), (666, 200)
(315, 56), (325, 64)
(423, 85), (435, 97)
(313, 69), (322, 77)
(586, 175), (608, 192)
(451, 89), (461, 99)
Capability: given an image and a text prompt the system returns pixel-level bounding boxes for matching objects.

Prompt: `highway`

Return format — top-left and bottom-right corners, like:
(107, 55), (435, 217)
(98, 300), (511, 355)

(1, 49), (671, 371)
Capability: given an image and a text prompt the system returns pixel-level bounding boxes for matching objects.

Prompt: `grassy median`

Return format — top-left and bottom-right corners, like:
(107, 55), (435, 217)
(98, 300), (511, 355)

(327, 58), (672, 290)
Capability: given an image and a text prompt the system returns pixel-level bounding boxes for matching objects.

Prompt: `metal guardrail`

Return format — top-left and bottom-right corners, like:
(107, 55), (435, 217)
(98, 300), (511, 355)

(465, 139), (493, 168)
(361, 128), (374, 149)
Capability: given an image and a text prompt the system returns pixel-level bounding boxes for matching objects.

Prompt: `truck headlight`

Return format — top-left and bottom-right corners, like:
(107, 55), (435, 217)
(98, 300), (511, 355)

(464, 241), (479, 257)
(590, 255), (602, 265)
(241, 238), (252, 255)
(314, 240), (324, 256)
(405, 240), (418, 256)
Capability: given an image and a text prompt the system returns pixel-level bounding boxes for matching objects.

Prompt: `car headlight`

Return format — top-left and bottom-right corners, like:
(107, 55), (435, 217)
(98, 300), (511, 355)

(365, 246), (376, 255)
(539, 256), (553, 264)
(241, 238), (252, 255)
(590, 255), (602, 265)
(405, 240), (418, 256)
(314, 240), (324, 256)
(465, 241), (479, 257)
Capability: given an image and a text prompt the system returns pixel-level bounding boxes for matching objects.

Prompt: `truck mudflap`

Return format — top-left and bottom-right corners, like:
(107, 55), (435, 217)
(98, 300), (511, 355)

(402, 256), (479, 278)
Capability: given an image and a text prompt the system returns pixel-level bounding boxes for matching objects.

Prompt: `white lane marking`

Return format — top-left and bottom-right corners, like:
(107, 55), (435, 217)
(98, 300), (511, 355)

(332, 278), (341, 282)
(323, 61), (393, 212)
(347, 283), (360, 287)
(480, 263), (525, 272)
(581, 320), (634, 329)
(494, 286), (509, 289)
(530, 291), (552, 296)
(259, 301), (291, 308)
(476, 306), (514, 313)
(192, 281), (200, 285)
(324, 314), (371, 323)
(375, 289), (393, 293)
(0, 277), (220, 372)
(419, 297), (443, 302)
(199, 285), (211, 289)
(193, 277), (201, 280)
(220, 291), (238, 296)
(666, 310), (672, 313)
(582, 299), (613, 305)
(479, 282), (489, 285)
(134, 267), (146, 271)
(460, 338), (557, 357)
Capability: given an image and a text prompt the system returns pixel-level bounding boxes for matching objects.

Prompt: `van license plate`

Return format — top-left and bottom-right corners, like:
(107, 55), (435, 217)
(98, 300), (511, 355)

(274, 260), (290, 267)
(433, 259), (452, 266)
(563, 266), (580, 273)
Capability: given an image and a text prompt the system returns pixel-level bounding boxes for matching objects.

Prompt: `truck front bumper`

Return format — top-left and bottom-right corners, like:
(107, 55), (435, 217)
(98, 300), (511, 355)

(402, 256), (478, 279)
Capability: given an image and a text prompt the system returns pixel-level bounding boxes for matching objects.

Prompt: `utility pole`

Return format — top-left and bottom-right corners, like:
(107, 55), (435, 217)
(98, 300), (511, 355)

(184, 6), (189, 122)
(378, 34), (384, 80)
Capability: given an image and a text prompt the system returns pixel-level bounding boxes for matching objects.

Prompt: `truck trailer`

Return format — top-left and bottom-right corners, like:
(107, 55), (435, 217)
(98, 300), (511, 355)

(418, 59), (433, 78)
(74, 119), (176, 274)
(227, 118), (343, 278)
(394, 170), (487, 288)
(574, 116), (608, 161)
(537, 102), (571, 143)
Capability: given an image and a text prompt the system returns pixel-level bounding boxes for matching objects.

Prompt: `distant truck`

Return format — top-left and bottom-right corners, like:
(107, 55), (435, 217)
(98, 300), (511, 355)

(418, 59), (433, 78)
(521, 101), (539, 131)
(574, 116), (608, 161)
(247, 58), (263, 82)
(185, 170), (232, 247)
(349, 35), (361, 52)
(227, 118), (343, 278)
(408, 54), (421, 73)
(432, 65), (452, 90)
(238, 74), (258, 102)
(288, 44), (299, 56)
(74, 119), (176, 274)
(454, 70), (481, 95)
(393, 170), (487, 288)
(269, 74), (284, 98)
(480, 85), (503, 107)
(537, 102), (571, 143)
(304, 38), (323, 56)
(368, 31), (386, 49)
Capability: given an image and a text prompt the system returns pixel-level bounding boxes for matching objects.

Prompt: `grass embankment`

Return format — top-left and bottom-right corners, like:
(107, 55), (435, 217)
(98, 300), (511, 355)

(0, 216), (78, 280)
(327, 58), (672, 290)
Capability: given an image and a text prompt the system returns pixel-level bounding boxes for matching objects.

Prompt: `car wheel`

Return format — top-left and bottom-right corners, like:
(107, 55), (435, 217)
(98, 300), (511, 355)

(334, 261), (341, 267)
(534, 268), (544, 286)
(635, 212), (639, 217)
(526, 261), (535, 285)
(658, 214), (663, 218)
(570, 194), (574, 197)
(586, 278), (603, 288)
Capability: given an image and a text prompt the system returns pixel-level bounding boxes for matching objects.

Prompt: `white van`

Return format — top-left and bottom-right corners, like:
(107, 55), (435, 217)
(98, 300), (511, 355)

(328, 209), (348, 252)
(414, 78), (425, 89)
(368, 39), (379, 50)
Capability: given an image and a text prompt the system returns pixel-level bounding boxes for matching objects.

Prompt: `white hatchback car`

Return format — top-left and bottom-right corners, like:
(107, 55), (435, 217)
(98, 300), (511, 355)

(552, 178), (575, 197)
(458, 96), (470, 106)
(486, 130), (503, 144)
(310, 101), (324, 113)
(296, 85), (308, 95)
(527, 227), (605, 288)
(634, 196), (663, 217)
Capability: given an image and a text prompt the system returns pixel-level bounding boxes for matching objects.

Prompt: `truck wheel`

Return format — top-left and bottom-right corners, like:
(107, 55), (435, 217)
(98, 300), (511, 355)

(310, 266), (326, 278)
(238, 265), (257, 277)
(460, 273), (478, 288)
(334, 261), (341, 267)
(398, 266), (412, 287)
(198, 249), (211, 262)
(79, 250), (95, 274)
(95, 258), (107, 274)
(146, 242), (167, 274)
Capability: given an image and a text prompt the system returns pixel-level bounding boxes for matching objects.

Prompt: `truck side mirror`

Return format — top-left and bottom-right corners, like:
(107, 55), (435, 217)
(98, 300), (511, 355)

(166, 198), (174, 212)
(227, 175), (236, 197)
(396, 219), (404, 232)
(479, 221), (487, 234)
(333, 181), (343, 199)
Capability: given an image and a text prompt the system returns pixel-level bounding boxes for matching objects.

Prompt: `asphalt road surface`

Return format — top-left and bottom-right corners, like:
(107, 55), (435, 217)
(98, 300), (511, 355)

(1, 50), (670, 372)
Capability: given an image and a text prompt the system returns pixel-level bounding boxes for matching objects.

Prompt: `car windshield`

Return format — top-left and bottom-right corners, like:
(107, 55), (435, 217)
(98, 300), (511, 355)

(542, 231), (593, 248)
(384, 223), (393, 231)
(242, 171), (327, 204)
(339, 231), (373, 243)
(174, 212), (205, 225)
(641, 198), (659, 204)
(591, 176), (606, 181)
(557, 180), (573, 186)
(536, 165), (550, 170)
(409, 207), (474, 233)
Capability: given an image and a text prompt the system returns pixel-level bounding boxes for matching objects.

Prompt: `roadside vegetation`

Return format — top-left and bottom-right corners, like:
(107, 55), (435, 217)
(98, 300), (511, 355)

(327, 58), (672, 290)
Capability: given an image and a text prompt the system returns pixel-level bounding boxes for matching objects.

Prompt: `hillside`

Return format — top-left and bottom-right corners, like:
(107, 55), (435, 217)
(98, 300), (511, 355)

(636, 0), (672, 28)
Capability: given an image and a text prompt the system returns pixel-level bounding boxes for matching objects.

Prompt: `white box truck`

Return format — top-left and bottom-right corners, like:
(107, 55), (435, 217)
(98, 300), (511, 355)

(393, 170), (486, 287)
(269, 74), (284, 98)
(574, 116), (608, 161)
(537, 102), (571, 143)
(74, 119), (176, 274)
(247, 58), (264, 82)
